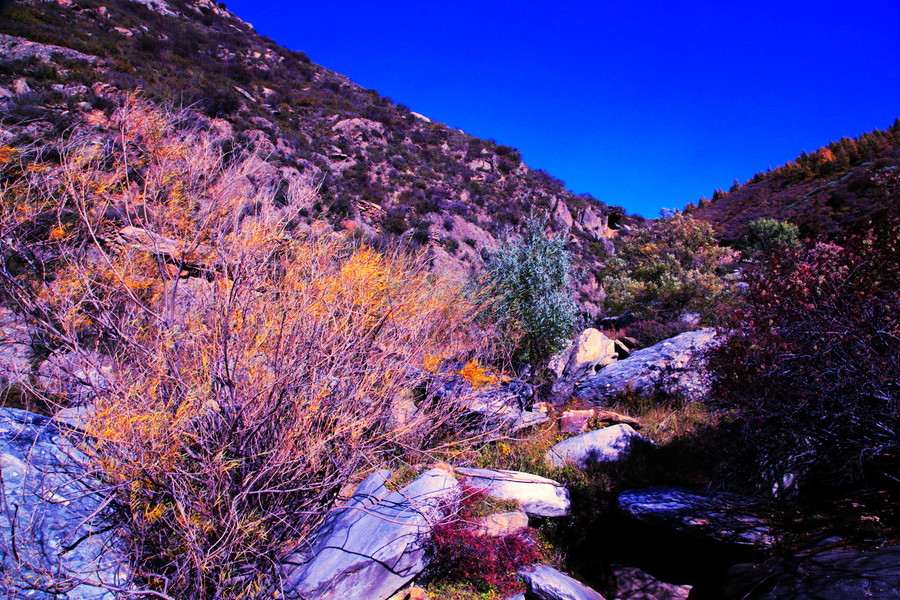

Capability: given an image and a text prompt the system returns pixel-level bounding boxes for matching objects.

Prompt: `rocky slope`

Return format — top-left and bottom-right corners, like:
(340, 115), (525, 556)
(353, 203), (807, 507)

(0, 0), (622, 314)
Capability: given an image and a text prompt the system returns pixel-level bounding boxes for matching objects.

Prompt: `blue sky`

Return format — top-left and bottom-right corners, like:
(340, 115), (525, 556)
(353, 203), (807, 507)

(225, 0), (900, 218)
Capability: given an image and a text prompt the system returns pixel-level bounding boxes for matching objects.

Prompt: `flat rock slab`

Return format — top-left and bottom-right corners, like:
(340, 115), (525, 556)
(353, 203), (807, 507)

(617, 487), (776, 549)
(518, 564), (607, 600)
(576, 329), (718, 403)
(456, 467), (570, 518)
(545, 424), (648, 469)
(720, 545), (900, 599)
(282, 468), (459, 600)
(0, 408), (129, 599)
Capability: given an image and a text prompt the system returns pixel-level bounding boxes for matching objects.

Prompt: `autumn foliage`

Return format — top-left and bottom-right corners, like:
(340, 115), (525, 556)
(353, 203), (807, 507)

(1, 97), (499, 598)
(710, 214), (900, 494)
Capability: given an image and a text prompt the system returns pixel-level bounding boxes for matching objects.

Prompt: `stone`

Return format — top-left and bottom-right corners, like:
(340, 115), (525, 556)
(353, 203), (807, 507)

(474, 511), (530, 537)
(282, 468), (459, 600)
(0, 408), (130, 599)
(548, 329), (617, 401)
(576, 329), (719, 403)
(518, 564), (607, 600)
(617, 487), (776, 549)
(0, 307), (32, 390)
(455, 467), (570, 518)
(545, 424), (648, 469)
(611, 565), (691, 600)
(12, 78), (30, 95)
(718, 545), (900, 599)
(0, 33), (99, 64)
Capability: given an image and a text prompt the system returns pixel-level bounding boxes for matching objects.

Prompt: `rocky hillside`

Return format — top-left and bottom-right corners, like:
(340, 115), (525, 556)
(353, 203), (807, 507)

(686, 120), (900, 243)
(0, 0), (622, 314)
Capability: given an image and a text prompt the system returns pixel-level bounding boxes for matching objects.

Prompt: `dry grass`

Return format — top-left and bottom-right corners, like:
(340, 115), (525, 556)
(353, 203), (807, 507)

(1, 96), (501, 598)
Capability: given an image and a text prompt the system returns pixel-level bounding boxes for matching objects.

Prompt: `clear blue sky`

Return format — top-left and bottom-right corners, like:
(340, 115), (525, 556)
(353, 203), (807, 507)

(225, 0), (900, 218)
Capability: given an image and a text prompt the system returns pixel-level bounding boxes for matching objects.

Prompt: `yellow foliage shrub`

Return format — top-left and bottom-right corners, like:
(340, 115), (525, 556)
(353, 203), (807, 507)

(1, 96), (501, 599)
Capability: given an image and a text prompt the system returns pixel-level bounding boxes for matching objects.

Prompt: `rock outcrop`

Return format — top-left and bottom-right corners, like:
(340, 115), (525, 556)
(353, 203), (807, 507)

(576, 329), (719, 403)
(281, 467), (459, 600)
(455, 467), (570, 518)
(0, 308), (32, 390)
(545, 424), (648, 469)
(0, 408), (129, 599)
(547, 329), (618, 402)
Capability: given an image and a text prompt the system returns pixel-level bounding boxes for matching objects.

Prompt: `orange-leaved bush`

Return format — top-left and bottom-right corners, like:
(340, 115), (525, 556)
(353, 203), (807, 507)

(1, 96), (501, 598)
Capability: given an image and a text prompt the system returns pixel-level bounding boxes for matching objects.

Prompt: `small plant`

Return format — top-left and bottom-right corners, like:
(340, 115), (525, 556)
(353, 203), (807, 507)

(427, 486), (542, 597)
(738, 217), (800, 259)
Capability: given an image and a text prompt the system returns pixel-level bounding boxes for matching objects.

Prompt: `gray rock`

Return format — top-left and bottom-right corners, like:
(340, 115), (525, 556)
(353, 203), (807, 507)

(617, 487), (776, 549)
(720, 545), (900, 599)
(0, 408), (129, 599)
(0, 33), (98, 64)
(518, 564), (607, 600)
(576, 329), (719, 403)
(282, 467), (459, 600)
(545, 424), (648, 469)
(36, 350), (114, 405)
(474, 511), (529, 537)
(548, 329), (617, 401)
(455, 467), (570, 517)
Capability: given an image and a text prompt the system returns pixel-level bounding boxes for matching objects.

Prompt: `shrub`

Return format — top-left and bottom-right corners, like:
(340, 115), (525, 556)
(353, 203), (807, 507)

(709, 215), (900, 494)
(427, 487), (542, 596)
(1, 97), (498, 598)
(602, 213), (737, 324)
(482, 216), (579, 365)
(738, 217), (800, 259)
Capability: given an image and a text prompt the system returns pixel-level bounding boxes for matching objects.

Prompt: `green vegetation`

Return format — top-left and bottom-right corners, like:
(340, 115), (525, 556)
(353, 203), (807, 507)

(738, 217), (800, 259)
(601, 213), (737, 343)
(483, 216), (579, 365)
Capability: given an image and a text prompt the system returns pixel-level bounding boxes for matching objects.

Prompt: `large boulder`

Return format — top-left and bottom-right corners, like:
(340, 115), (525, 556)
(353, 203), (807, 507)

(617, 487), (776, 549)
(547, 329), (617, 401)
(545, 424), (648, 469)
(718, 545), (900, 599)
(455, 467), (570, 518)
(576, 329), (719, 403)
(0, 408), (129, 599)
(282, 467), (460, 600)
(517, 564), (607, 600)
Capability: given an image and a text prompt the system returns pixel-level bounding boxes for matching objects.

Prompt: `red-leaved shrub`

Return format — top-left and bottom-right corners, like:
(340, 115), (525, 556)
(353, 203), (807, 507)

(709, 213), (899, 492)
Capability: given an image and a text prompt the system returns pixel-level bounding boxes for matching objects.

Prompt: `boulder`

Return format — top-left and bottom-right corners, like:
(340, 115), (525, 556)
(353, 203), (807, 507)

(576, 329), (719, 403)
(548, 329), (617, 401)
(282, 467), (459, 600)
(474, 511), (530, 537)
(455, 467), (570, 518)
(545, 424), (648, 469)
(0, 408), (129, 599)
(36, 350), (114, 405)
(719, 545), (900, 599)
(518, 564), (607, 600)
(617, 487), (776, 549)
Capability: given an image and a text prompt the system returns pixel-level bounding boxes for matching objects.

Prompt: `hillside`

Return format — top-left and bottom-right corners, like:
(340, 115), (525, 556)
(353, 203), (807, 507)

(686, 120), (900, 243)
(0, 0), (623, 315)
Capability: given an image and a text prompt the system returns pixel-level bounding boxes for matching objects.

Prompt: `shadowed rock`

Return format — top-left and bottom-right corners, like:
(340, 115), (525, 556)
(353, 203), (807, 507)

(0, 408), (129, 599)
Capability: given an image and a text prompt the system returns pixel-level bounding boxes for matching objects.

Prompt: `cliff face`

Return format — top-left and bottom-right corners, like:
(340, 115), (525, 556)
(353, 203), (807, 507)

(0, 0), (619, 314)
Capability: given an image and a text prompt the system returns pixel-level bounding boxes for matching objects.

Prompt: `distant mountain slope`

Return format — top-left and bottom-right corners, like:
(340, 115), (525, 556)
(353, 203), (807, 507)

(686, 121), (900, 243)
(0, 0), (622, 314)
